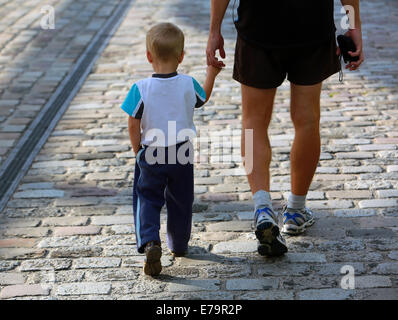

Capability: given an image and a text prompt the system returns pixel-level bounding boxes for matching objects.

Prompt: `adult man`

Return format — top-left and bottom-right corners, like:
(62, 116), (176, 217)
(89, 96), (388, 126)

(206, 0), (364, 256)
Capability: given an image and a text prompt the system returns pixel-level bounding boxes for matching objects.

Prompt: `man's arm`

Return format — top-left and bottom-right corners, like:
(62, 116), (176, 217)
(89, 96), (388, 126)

(206, 0), (230, 68)
(128, 116), (141, 154)
(339, 0), (364, 70)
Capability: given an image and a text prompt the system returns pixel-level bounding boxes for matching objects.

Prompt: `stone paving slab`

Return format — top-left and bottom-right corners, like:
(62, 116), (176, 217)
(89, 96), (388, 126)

(0, 0), (397, 300)
(0, 0), (127, 167)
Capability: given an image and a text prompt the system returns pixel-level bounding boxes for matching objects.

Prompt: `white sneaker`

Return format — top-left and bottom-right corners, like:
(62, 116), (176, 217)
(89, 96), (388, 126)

(281, 206), (315, 235)
(254, 207), (288, 256)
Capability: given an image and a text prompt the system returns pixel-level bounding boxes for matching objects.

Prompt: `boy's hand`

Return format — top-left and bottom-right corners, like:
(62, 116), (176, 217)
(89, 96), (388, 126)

(207, 65), (222, 77)
(203, 65), (222, 103)
(128, 116), (141, 155)
(133, 145), (141, 155)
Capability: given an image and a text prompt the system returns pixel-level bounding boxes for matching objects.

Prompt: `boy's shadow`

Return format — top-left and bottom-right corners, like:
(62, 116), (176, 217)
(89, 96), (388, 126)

(153, 245), (243, 283)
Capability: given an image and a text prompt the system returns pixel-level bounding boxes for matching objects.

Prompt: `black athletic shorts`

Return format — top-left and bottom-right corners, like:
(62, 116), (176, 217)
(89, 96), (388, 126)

(233, 35), (341, 89)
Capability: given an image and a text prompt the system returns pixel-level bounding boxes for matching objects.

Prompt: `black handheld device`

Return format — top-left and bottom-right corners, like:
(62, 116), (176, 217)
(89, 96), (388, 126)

(337, 35), (359, 63)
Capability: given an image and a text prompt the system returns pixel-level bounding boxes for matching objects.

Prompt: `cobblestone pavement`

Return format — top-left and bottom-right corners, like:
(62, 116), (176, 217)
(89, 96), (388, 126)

(0, 0), (126, 167)
(0, 0), (397, 300)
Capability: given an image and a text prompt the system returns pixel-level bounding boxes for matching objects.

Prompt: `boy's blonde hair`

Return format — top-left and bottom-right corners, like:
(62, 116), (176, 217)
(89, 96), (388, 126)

(146, 22), (184, 62)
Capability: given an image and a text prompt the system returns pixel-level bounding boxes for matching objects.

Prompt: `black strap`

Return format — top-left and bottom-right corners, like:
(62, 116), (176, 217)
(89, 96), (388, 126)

(339, 54), (344, 83)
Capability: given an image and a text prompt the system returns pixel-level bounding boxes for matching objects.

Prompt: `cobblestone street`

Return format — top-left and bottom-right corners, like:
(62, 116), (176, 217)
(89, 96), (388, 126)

(0, 0), (397, 300)
(0, 0), (126, 167)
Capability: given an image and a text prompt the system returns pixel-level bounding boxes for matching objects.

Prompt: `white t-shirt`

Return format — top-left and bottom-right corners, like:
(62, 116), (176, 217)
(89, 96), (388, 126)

(121, 72), (206, 147)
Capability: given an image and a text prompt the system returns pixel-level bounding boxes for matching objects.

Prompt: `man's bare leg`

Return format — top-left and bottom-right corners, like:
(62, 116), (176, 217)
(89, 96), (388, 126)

(241, 84), (287, 256)
(241, 84), (276, 194)
(290, 82), (322, 196)
(281, 82), (321, 235)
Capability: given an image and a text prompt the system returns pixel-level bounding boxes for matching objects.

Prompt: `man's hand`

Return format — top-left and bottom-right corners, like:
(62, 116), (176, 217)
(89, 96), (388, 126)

(337, 28), (364, 71)
(206, 31), (226, 68)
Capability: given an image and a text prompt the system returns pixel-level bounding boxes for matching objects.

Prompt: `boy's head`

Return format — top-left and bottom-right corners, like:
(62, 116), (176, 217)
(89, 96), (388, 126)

(146, 22), (184, 64)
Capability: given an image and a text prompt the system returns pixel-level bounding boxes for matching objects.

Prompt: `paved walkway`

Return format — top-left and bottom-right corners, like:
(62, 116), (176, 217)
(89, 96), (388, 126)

(0, 0), (397, 300)
(0, 0), (125, 167)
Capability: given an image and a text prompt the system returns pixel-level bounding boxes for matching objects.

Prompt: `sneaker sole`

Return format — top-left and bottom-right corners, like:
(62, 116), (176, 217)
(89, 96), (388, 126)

(255, 221), (287, 257)
(143, 245), (162, 276)
(282, 218), (315, 235)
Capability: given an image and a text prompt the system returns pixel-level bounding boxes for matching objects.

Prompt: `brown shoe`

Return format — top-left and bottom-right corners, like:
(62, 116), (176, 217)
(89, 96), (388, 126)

(143, 241), (162, 276)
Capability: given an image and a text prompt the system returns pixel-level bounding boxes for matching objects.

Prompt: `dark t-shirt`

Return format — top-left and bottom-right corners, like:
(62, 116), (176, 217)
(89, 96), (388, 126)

(234, 0), (336, 48)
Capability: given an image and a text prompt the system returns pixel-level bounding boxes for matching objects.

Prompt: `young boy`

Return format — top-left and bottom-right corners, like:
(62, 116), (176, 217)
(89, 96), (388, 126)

(121, 22), (221, 276)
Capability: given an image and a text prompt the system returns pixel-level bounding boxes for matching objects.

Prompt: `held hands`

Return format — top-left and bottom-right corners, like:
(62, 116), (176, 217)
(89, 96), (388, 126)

(337, 28), (364, 71)
(206, 31), (226, 68)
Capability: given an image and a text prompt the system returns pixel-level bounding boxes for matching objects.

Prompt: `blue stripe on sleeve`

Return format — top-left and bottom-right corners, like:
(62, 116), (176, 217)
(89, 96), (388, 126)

(192, 77), (206, 104)
(121, 83), (142, 117)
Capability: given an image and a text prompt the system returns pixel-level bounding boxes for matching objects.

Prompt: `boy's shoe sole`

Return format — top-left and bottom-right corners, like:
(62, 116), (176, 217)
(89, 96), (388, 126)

(255, 221), (288, 257)
(143, 245), (162, 276)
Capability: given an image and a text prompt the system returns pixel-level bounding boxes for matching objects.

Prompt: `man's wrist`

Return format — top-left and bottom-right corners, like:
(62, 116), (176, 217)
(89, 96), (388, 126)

(350, 18), (362, 30)
(209, 26), (221, 34)
(348, 25), (361, 31)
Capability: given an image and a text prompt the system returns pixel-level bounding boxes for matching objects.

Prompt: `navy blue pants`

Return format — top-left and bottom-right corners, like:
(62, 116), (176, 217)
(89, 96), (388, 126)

(132, 141), (194, 254)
